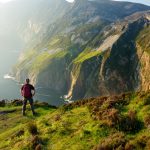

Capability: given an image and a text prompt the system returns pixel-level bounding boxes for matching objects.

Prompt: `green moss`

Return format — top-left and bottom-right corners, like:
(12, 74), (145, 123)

(29, 50), (67, 73)
(73, 48), (101, 63)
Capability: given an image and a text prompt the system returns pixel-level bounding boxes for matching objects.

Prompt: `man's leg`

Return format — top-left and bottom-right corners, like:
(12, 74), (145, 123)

(29, 98), (35, 115)
(22, 98), (27, 116)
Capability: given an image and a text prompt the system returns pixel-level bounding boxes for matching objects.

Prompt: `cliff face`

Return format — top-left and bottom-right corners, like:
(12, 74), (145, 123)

(67, 16), (150, 100)
(136, 23), (150, 91)
(12, 0), (150, 105)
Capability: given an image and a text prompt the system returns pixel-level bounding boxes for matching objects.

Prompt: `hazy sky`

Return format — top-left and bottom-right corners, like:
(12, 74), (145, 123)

(0, 0), (75, 3)
(114, 0), (150, 6)
(0, 0), (150, 6)
(0, 0), (14, 3)
(0, 0), (74, 3)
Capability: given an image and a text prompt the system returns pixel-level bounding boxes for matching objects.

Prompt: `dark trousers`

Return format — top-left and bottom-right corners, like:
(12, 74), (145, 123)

(22, 97), (35, 115)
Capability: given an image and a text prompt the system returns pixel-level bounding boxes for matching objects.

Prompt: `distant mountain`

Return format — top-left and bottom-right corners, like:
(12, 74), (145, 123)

(11, 0), (150, 105)
(0, 0), (70, 44)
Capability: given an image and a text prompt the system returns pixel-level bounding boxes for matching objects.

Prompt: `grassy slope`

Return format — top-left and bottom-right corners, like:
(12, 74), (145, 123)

(73, 48), (101, 64)
(1, 91), (150, 150)
(0, 104), (104, 150)
(136, 25), (150, 55)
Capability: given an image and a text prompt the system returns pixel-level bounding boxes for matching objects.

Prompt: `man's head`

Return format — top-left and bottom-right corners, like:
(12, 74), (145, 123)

(25, 78), (30, 84)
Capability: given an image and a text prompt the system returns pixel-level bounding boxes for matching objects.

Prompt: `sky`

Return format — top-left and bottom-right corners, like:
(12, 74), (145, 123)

(0, 0), (74, 3)
(0, 0), (75, 3)
(113, 0), (150, 6)
(0, 0), (150, 6)
(0, 0), (14, 3)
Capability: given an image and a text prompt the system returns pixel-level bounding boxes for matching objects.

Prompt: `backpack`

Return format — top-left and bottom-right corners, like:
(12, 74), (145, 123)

(22, 84), (32, 98)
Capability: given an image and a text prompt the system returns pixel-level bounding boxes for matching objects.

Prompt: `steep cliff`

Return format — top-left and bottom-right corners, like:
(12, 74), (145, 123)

(67, 14), (150, 100)
(12, 0), (150, 105)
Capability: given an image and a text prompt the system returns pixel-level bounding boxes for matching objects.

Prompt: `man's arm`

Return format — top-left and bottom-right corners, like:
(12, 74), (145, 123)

(31, 85), (35, 97)
(32, 89), (35, 97)
(20, 86), (24, 96)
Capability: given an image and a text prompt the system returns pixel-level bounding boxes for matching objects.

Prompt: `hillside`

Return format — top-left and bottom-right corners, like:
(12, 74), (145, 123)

(10, 0), (150, 106)
(1, 91), (150, 150)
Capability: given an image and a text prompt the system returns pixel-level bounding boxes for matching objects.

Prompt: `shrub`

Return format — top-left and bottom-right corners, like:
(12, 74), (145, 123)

(30, 135), (42, 150)
(125, 142), (136, 150)
(11, 129), (24, 139)
(0, 100), (5, 107)
(144, 114), (150, 127)
(143, 96), (150, 105)
(107, 108), (120, 125)
(128, 110), (136, 121)
(83, 130), (91, 135)
(119, 110), (143, 133)
(35, 144), (42, 150)
(11, 99), (23, 106)
(101, 119), (113, 127)
(125, 135), (149, 150)
(27, 122), (38, 135)
(145, 139), (150, 150)
(136, 135), (149, 148)
(54, 114), (61, 121)
(93, 132), (126, 150)
(138, 91), (147, 98)
(34, 102), (57, 108)
(58, 121), (73, 136)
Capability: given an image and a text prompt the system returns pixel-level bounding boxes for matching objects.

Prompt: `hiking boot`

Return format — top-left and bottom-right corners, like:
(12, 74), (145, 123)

(33, 112), (37, 116)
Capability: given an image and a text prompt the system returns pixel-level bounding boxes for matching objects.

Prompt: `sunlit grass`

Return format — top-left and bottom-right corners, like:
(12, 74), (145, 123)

(1, 91), (150, 149)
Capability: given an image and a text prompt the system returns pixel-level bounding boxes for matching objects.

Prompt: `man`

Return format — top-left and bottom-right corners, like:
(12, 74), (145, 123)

(21, 78), (36, 116)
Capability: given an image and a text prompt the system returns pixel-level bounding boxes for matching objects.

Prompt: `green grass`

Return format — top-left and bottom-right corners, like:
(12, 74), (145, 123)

(73, 48), (101, 64)
(0, 104), (55, 150)
(1, 91), (150, 149)
(0, 103), (111, 150)
(29, 50), (67, 73)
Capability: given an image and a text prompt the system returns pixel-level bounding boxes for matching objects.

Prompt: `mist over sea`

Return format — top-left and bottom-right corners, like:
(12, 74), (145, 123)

(0, 49), (21, 100)
(0, 76), (21, 100)
(0, 56), (65, 106)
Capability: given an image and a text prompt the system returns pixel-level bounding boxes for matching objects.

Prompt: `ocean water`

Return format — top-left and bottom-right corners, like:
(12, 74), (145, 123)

(0, 76), (65, 106)
(0, 49), (21, 100)
(0, 76), (21, 100)
(0, 50), (70, 106)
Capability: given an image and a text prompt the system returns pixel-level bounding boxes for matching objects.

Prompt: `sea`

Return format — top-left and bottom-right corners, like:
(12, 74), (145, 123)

(0, 50), (72, 106)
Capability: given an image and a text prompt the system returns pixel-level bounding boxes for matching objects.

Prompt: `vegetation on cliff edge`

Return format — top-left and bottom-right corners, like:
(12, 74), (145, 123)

(0, 91), (150, 150)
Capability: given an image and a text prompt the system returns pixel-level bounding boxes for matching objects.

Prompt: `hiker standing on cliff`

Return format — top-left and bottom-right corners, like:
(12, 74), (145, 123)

(21, 78), (36, 116)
